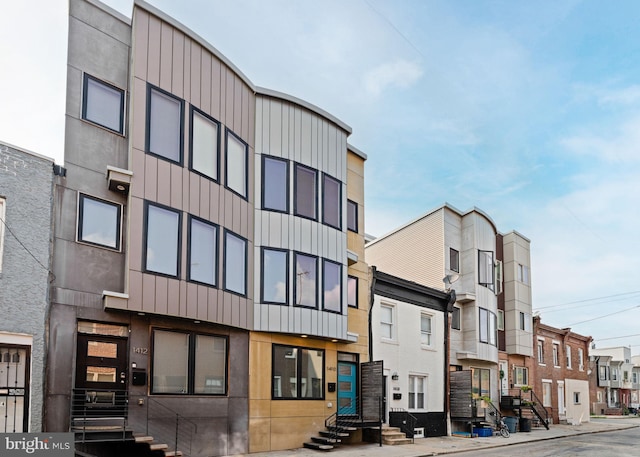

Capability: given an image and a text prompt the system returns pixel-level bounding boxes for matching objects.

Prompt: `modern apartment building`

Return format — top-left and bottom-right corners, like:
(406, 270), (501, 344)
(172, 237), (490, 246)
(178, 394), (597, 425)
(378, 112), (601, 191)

(46, 0), (369, 455)
(365, 204), (532, 431)
(0, 141), (54, 433)
(533, 317), (592, 424)
(590, 346), (634, 415)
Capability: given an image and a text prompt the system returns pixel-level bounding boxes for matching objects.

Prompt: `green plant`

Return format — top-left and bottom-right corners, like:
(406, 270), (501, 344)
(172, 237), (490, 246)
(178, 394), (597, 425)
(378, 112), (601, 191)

(520, 385), (531, 392)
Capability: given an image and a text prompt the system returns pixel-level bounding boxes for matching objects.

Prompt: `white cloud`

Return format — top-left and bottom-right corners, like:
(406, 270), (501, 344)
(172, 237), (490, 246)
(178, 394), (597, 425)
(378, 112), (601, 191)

(363, 60), (423, 97)
(560, 116), (640, 163)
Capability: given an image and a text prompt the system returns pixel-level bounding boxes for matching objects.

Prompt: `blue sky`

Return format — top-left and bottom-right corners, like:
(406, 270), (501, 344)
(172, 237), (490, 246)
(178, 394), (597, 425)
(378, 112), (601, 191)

(2, 0), (640, 353)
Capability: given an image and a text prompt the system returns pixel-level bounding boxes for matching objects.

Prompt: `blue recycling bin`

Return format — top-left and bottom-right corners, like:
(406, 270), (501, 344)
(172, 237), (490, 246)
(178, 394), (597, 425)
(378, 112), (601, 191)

(504, 416), (517, 433)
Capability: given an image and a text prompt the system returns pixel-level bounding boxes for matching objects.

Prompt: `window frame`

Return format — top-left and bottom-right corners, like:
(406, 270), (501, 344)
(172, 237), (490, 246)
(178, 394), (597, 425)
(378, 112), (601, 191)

(537, 340), (545, 364)
(553, 344), (560, 367)
(471, 367), (490, 398)
(322, 259), (342, 313)
(420, 313), (433, 347)
(347, 199), (358, 232)
(150, 328), (228, 396)
(145, 84), (184, 165)
(449, 248), (460, 273)
(380, 303), (395, 341)
(578, 348), (584, 371)
(225, 129), (249, 199)
(81, 73), (125, 134)
(223, 230), (247, 296)
(294, 163), (317, 221)
(77, 193), (122, 251)
(322, 173), (342, 230)
(187, 215), (218, 287)
(293, 252), (318, 309)
(517, 263), (530, 285)
(513, 366), (528, 386)
(347, 275), (358, 308)
(189, 106), (220, 182)
(479, 307), (497, 346)
(408, 374), (426, 410)
(262, 156), (289, 213)
(261, 247), (289, 305)
(271, 344), (325, 400)
(478, 250), (494, 291)
(566, 345), (572, 369)
(143, 201), (182, 278)
(497, 309), (504, 331)
(451, 307), (461, 330)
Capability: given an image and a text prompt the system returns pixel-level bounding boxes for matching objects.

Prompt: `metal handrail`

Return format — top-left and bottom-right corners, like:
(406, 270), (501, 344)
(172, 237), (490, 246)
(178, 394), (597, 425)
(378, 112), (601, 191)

(71, 388), (129, 443)
(144, 397), (198, 457)
(390, 408), (417, 442)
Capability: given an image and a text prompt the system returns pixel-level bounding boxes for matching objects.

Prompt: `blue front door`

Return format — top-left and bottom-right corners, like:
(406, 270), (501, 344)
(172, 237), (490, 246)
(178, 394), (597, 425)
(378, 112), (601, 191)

(337, 361), (357, 415)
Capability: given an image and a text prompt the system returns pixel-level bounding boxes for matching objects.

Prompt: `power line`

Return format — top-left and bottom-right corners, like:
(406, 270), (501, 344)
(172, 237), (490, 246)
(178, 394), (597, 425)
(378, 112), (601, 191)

(535, 291), (640, 310)
(595, 333), (640, 342)
(566, 304), (640, 327)
(0, 214), (52, 278)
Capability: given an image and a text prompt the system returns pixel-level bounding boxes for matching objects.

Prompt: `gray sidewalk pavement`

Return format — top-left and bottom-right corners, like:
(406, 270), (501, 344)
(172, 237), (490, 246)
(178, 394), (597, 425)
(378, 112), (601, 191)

(244, 417), (640, 457)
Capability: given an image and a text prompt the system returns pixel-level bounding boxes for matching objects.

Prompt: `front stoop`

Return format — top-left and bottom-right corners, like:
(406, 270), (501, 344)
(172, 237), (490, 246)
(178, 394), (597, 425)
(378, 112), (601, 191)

(304, 425), (358, 451)
(381, 426), (412, 445)
(134, 434), (183, 456)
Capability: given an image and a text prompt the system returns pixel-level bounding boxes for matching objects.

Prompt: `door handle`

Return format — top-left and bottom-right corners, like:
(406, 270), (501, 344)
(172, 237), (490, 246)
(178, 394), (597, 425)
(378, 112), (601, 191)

(120, 372), (126, 383)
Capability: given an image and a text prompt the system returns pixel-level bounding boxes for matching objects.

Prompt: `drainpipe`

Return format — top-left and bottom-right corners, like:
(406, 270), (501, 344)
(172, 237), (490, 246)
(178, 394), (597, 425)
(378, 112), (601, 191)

(368, 266), (377, 362)
(444, 290), (456, 434)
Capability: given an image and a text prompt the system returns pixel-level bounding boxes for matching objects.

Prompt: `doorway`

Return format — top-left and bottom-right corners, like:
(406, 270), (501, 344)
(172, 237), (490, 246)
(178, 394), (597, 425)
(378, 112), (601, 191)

(0, 345), (30, 432)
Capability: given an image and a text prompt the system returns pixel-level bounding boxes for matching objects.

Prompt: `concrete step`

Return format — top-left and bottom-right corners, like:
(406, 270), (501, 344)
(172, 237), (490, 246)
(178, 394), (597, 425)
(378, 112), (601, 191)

(133, 435), (154, 443)
(149, 443), (168, 451)
(319, 430), (349, 438)
(311, 436), (341, 445)
(303, 441), (334, 451)
(383, 437), (413, 445)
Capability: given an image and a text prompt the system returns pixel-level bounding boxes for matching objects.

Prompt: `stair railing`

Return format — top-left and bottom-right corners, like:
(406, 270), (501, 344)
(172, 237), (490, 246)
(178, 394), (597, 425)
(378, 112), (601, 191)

(70, 388), (128, 443)
(144, 397), (198, 457)
(389, 408), (417, 443)
(525, 389), (550, 429)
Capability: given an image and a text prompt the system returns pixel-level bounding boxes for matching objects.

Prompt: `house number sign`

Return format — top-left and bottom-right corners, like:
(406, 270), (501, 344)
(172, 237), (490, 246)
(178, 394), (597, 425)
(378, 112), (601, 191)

(133, 347), (148, 354)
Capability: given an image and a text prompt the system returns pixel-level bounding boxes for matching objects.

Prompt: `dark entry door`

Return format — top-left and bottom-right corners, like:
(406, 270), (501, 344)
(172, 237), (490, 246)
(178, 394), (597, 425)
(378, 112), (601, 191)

(337, 361), (357, 415)
(75, 334), (128, 416)
(0, 346), (29, 432)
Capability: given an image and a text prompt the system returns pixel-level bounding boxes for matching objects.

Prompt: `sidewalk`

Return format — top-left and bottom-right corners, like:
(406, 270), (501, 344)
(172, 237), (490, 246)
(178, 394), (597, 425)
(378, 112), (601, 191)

(245, 417), (640, 457)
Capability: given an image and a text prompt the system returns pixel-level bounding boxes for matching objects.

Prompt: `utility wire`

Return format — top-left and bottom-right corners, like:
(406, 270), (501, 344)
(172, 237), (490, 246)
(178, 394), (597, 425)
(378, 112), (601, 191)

(595, 333), (640, 342)
(0, 215), (52, 276)
(535, 291), (640, 310)
(567, 304), (640, 327)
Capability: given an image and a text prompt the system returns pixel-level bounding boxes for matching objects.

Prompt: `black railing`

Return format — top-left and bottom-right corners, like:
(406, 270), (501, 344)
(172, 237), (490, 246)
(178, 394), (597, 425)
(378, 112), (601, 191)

(325, 396), (384, 446)
(142, 397), (198, 457)
(71, 388), (129, 443)
(389, 408), (417, 442)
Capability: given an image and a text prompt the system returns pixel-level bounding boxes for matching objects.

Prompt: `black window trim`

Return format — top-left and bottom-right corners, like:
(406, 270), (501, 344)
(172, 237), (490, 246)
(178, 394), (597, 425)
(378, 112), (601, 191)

(322, 258), (343, 314)
(347, 199), (358, 233)
(189, 105), (221, 183)
(77, 193), (123, 251)
(224, 128), (249, 200)
(347, 275), (358, 308)
(451, 306), (461, 330)
(261, 155), (290, 213)
(145, 83), (185, 165)
(321, 172), (342, 230)
(271, 343), (325, 400)
(293, 162), (318, 221)
(261, 246), (290, 305)
(187, 214), (219, 287)
(222, 229), (248, 297)
(450, 247), (460, 273)
(293, 251), (318, 309)
(150, 327), (229, 396)
(81, 73), (126, 134)
(143, 200), (182, 279)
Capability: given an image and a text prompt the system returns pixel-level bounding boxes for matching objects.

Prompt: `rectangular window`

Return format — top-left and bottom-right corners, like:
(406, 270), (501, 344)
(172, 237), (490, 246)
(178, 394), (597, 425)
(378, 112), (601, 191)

(537, 340), (545, 364)
(553, 344), (559, 367)
(578, 348), (584, 371)
(517, 264), (530, 285)
(479, 308), (496, 345)
(146, 85), (183, 163)
(152, 329), (227, 395)
(408, 375), (425, 409)
(82, 74), (124, 133)
(190, 107), (219, 181)
(380, 304), (394, 340)
(322, 174), (341, 229)
(633, 372), (638, 384)
(478, 250), (494, 290)
(294, 164), (317, 220)
(262, 156), (289, 212)
(144, 202), (181, 277)
(262, 248), (288, 304)
(78, 194), (122, 250)
(272, 344), (324, 399)
(514, 367), (528, 386)
(294, 252), (317, 308)
(451, 307), (461, 330)
(542, 382), (552, 407)
(225, 130), (248, 198)
(520, 312), (531, 331)
(0, 198), (4, 273)
(224, 231), (247, 295)
(347, 200), (358, 232)
(472, 367), (490, 397)
(450, 248), (460, 273)
(599, 365), (607, 381)
(497, 310), (504, 331)
(347, 276), (358, 308)
(323, 259), (342, 313)
(420, 314), (432, 346)
(612, 369), (618, 381)
(566, 345), (572, 369)
(188, 216), (218, 286)
(573, 392), (580, 405)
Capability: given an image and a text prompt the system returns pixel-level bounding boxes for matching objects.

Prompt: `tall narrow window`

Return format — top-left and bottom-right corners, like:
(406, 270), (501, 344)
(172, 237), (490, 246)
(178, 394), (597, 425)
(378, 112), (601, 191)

(0, 198), (5, 273)
(553, 344), (560, 367)
(517, 264), (530, 285)
(190, 107), (219, 181)
(542, 381), (552, 407)
(420, 314), (432, 346)
(479, 308), (496, 345)
(224, 231), (246, 295)
(497, 310), (504, 331)
(450, 248), (460, 273)
(566, 345), (572, 369)
(472, 368), (490, 397)
(262, 248), (288, 304)
(225, 130), (248, 198)
(146, 85), (183, 163)
(78, 194), (122, 250)
(537, 340), (545, 364)
(188, 216), (217, 286)
(380, 304), (394, 340)
(478, 250), (494, 290)
(294, 164), (317, 220)
(514, 367), (528, 386)
(294, 253), (317, 308)
(323, 259), (342, 313)
(347, 276), (358, 308)
(322, 174), (341, 229)
(578, 348), (584, 371)
(262, 156), (288, 212)
(451, 307), (461, 330)
(408, 375), (425, 409)
(520, 312), (531, 331)
(347, 200), (358, 232)
(82, 74), (125, 133)
(144, 203), (181, 277)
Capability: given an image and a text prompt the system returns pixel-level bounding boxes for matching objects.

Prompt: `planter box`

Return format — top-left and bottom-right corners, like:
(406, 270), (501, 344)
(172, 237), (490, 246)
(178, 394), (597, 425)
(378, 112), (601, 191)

(472, 427), (493, 437)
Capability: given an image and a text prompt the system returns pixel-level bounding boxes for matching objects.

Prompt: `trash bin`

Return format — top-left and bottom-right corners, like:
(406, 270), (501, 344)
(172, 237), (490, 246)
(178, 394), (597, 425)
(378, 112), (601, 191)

(519, 417), (532, 432)
(504, 416), (517, 433)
